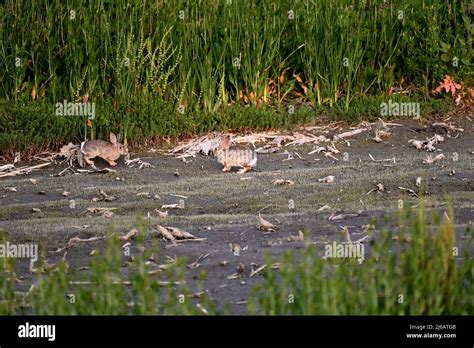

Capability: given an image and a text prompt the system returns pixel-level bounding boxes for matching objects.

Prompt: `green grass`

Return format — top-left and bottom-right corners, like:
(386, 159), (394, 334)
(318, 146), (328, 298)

(2, 0), (471, 103)
(0, 92), (454, 154)
(0, 201), (472, 315)
(248, 201), (473, 315)
(0, 0), (472, 153)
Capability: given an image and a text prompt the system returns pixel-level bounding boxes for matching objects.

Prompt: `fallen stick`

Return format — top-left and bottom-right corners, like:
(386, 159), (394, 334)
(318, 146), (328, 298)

(328, 213), (359, 221)
(379, 121), (404, 127)
(432, 122), (464, 133)
(333, 128), (368, 141)
(187, 253), (210, 269)
(398, 186), (418, 197)
(161, 202), (184, 209)
(250, 264), (267, 277)
(167, 238), (207, 244)
(124, 157), (154, 169)
(170, 194), (188, 199)
(52, 236), (106, 253)
(256, 203), (274, 214)
(325, 153), (339, 161)
(119, 229), (138, 241)
(257, 213), (278, 232)
(0, 164), (15, 172)
(83, 207), (117, 214)
(164, 238), (207, 249)
(354, 235), (369, 243)
(369, 154), (396, 163)
(55, 166), (75, 177)
(74, 167), (118, 174)
(0, 162), (50, 178)
(69, 280), (183, 286)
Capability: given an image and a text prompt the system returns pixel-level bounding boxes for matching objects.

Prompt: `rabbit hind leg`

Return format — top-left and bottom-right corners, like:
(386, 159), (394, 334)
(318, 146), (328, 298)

(222, 161), (231, 172)
(237, 165), (252, 174)
(83, 155), (96, 167)
(107, 158), (117, 166)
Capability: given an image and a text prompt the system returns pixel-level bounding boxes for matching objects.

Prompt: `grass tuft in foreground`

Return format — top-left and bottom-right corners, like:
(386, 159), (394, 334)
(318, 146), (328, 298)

(248, 201), (473, 315)
(0, 223), (217, 315)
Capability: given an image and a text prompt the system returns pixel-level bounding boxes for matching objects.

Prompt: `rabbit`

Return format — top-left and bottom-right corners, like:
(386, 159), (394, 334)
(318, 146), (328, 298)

(80, 132), (128, 167)
(215, 135), (257, 174)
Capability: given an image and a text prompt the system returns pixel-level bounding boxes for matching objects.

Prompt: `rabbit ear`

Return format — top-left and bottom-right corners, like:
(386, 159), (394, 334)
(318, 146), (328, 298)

(116, 133), (121, 142)
(220, 135), (230, 148)
(110, 133), (117, 145)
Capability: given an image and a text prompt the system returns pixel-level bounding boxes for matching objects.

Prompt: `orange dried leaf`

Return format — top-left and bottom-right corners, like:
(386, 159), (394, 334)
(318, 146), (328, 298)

(31, 86), (37, 100)
(293, 74), (303, 83)
(300, 83), (308, 95)
(279, 72), (285, 85)
(433, 75), (462, 95)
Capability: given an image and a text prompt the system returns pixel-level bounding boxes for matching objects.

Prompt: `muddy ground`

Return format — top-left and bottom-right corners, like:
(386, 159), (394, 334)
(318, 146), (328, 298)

(0, 118), (473, 314)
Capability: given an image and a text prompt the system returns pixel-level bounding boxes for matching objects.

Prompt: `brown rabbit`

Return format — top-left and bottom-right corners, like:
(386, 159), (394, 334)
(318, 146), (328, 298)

(215, 135), (257, 174)
(80, 132), (128, 167)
